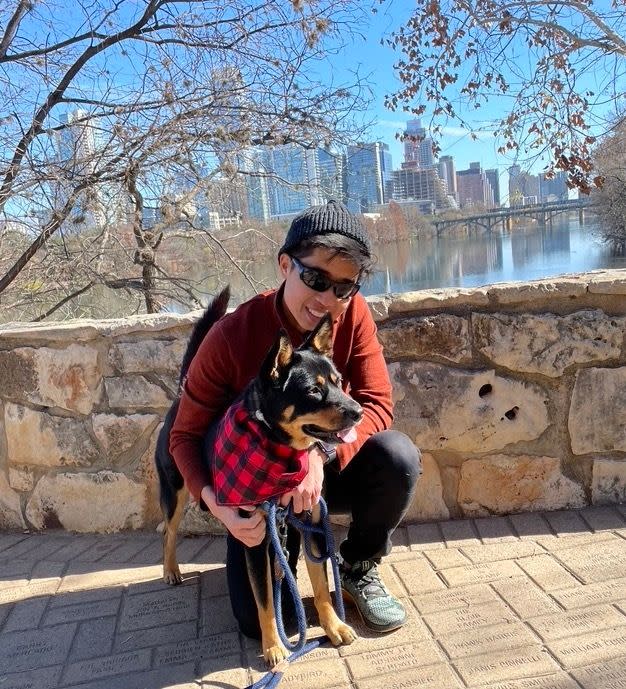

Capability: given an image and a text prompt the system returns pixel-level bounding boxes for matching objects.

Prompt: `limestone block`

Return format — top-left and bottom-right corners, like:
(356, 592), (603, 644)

(179, 502), (227, 536)
(587, 270), (626, 295)
(108, 339), (185, 376)
(474, 311), (624, 377)
(387, 287), (489, 314)
(592, 459), (626, 505)
(458, 455), (586, 516)
(0, 344), (100, 414)
(92, 413), (159, 464)
(104, 375), (171, 411)
(378, 315), (471, 363)
(0, 471), (26, 529)
(5, 403), (100, 467)
(26, 471), (145, 532)
(389, 362), (550, 452)
(569, 367), (626, 454)
(404, 452), (450, 522)
(8, 466), (34, 492)
(486, 276), (587, 305)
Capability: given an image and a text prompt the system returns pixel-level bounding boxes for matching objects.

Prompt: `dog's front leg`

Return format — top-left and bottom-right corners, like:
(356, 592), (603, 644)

(305, 504), (357, 646)
(245, 536), (288, 667)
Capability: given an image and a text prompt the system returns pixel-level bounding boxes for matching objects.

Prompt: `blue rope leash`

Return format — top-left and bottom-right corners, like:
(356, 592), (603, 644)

(244, 497), (344, 689)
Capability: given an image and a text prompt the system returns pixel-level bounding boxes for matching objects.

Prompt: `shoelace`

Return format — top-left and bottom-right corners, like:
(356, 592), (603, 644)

(348, 565), (387, 600)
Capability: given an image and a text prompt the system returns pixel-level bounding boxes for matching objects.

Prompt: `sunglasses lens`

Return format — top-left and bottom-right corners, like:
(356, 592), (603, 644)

(301, 268), (331, 293)
(334, 283), (358, 299)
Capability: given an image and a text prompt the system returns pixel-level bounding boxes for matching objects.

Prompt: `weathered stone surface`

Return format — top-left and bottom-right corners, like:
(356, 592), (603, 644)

(587, 270), (626, 294)
(5, 404), (99, 467)
(569, 367), (626, 454)
(388, 287), (490, 313)
(26, 471), (145, 532)
(458, 455), (585, 516)
(592, 459), (626, 505)
(137, 422), (162, 526)
(0, 471), (26, 529)
(108, 340), (185, 375)
(92, 413), (159, 464)
(378, 314), (471, 363)
(8, 467), (34, 492)
(389, 363), (550, 452)
(0, 344), (100, 414)
(487, 276), (588, 305)
(404, 452), (450, 522)
(104, 375), (171, 410)
(473, 311), (623, 377)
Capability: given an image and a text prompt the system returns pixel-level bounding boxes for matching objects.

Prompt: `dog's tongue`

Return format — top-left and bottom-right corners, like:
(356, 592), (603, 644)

(337, 426), (358, 443)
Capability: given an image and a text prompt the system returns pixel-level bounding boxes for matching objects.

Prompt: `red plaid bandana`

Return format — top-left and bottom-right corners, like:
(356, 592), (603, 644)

(211, 401), (309, 507)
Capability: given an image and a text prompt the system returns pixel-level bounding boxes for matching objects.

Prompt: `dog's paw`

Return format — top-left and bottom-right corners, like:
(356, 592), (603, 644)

(323, 619), (357, 646)
(163, 567), (183, 585)
(263, 643), (288, 668)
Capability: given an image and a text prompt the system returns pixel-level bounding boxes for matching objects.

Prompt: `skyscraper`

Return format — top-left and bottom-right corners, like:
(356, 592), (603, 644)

(55, 109), (107, 228)
(439, 155), (457, 200)
(392, 167), (453, 212)
(403, 119), (434, 169)
(456, 163), (495, 208)
(485, 169), (501, 206)
(345, 142), (392, 213)
(539, 171), (568, 201)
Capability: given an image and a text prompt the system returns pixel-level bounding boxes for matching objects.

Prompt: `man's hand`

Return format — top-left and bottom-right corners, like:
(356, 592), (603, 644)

(279, 444), (325, 513)
(201, 485), (265, 547)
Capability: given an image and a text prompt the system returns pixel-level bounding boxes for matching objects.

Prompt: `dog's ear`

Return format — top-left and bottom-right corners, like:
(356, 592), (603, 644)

(260, 330), (294, 383)
(303, 313), (333, 357)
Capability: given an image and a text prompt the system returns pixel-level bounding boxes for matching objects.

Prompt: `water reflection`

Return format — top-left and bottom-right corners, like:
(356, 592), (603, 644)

(361, 217), (624, 297)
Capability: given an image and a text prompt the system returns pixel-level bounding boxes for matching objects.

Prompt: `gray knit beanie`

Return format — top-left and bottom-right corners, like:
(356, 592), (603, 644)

(279, 200), (371, 256)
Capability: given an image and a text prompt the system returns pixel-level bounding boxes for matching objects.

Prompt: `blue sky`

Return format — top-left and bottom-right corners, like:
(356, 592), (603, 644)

(321, 2), (516, 177)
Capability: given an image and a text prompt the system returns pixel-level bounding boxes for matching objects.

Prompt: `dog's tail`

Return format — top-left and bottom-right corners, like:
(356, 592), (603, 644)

(178, 286), (230, 385)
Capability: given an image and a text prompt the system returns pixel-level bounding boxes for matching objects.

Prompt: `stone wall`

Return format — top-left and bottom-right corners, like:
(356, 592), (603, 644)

(0, 269), (624, 532)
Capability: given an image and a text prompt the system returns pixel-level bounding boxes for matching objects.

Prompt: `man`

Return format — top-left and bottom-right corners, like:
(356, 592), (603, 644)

(170, 199), (422, 637)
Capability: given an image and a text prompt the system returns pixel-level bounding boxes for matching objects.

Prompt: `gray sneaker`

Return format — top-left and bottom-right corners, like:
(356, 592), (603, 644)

(340, 559), (406, 632)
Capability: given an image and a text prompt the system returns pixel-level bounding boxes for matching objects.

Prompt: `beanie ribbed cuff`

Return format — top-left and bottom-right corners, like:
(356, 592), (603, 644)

(279, 200), (371, 256)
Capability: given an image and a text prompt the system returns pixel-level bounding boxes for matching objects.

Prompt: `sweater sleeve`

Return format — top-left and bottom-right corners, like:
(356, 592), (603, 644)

(169, 322), (235, 502)
(335, 298), (393, 471)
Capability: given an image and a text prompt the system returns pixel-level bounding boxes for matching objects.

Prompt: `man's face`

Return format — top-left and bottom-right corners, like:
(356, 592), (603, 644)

(278, 247), (361, 332)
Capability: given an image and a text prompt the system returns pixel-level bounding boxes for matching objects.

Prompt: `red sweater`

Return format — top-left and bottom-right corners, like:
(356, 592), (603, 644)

(169, 284), (394, 503)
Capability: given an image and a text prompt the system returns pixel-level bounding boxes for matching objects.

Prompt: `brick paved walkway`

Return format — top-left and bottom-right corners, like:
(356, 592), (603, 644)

(1, 506), (625, 689)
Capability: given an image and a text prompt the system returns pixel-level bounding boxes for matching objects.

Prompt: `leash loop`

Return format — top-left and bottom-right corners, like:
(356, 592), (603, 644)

(245, 497), (344, 689)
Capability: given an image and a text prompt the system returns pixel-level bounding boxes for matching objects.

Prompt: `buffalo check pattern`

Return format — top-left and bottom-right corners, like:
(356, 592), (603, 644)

(211, 401), (309, 506)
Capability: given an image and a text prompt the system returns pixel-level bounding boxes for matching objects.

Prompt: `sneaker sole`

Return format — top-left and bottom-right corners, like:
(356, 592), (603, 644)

(341, 588), (406, 633)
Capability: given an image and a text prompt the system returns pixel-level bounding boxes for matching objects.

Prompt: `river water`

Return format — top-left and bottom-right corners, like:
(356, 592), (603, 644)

(361, 216), (625, 297)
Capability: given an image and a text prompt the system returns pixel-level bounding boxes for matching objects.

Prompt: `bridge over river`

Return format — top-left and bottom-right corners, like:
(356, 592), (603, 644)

(434, 198), (596, 235)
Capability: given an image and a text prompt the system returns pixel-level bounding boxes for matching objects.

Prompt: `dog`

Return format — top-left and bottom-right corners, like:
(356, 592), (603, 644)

(155, 286), (362, 666)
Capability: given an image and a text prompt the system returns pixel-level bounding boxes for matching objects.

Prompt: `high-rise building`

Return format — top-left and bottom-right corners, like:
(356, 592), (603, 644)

(438, 155), (457, 200)
(55, 109), (107, 228)
(317, 148), (346, 203)
(456, 163), (495, 208)
(508, 165), (540, 205)
(403, 119), (434, 169)
(539, 171), (568, 201)
(391, 167), (454, 212)
(345, 142), (392, 213)
(485, 169), (501, 206)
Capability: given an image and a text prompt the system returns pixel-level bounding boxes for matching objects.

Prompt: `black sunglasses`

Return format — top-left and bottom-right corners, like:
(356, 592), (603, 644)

(289, 256), (361, 300)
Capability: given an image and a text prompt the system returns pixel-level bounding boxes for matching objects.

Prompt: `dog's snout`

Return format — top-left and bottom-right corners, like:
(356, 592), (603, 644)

(347, 402), (363, 424)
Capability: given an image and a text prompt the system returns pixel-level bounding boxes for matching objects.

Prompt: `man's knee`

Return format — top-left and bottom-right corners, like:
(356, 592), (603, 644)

(367, 430), (422, 487)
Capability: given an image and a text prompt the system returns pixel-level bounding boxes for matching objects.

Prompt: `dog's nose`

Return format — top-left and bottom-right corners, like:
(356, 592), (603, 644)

(347, 403), (363, 424)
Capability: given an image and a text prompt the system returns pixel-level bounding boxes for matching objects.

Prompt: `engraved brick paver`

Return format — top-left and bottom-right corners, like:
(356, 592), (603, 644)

(548, 625), (626, 668)
(454, 646), (559, 686)
(528, 604), (626, 640)
(551, 577), (626, 609)
(0, 510), (624, 689)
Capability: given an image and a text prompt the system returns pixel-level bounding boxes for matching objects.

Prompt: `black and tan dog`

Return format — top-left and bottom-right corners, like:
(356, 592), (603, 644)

(155, 286), (362, 665)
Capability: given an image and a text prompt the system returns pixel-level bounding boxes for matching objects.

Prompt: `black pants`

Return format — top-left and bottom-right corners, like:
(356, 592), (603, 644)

(226, 430), (422, 639)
